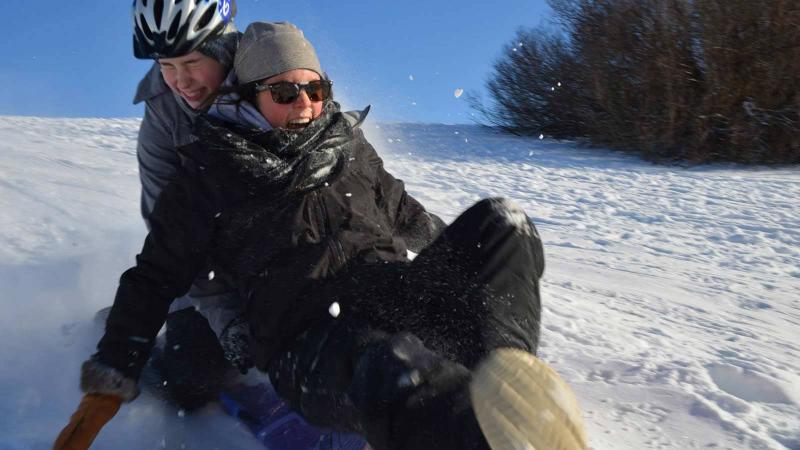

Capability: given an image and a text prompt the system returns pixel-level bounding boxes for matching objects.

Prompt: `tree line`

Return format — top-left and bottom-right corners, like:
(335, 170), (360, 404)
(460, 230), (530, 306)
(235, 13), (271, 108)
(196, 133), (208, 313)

(473, 0), (800, 164)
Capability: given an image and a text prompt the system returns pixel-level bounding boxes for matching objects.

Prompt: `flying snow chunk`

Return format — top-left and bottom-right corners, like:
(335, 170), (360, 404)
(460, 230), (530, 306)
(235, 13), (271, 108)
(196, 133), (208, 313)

(454, 88), (464, 98)
(208, 271), (215, 281)
(539, 134), (544, 140)
(329, 302), (341, 318)
(409, 75), (414, 81)
(557, 82), (562, 87)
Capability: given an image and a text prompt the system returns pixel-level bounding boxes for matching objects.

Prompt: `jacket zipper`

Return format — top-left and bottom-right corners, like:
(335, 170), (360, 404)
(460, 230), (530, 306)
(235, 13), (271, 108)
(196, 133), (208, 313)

(314, 191), (346, 268)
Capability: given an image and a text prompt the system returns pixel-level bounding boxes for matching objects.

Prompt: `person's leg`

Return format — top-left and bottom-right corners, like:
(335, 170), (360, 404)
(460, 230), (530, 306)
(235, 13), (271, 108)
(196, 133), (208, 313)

(268, 198), (545, 450)
(160, 307), (230, 411)
(353, 197), (544, 368)
(159, 280), (254, 409)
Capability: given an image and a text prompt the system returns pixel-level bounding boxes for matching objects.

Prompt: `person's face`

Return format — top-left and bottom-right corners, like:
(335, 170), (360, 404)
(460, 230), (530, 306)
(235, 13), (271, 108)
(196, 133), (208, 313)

(158, 51), (225, 109)
(255, 69), (325, 130)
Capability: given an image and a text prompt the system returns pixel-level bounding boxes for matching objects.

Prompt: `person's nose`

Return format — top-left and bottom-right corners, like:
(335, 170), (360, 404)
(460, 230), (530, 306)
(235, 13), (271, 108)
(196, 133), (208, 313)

(293, 90), (313, 109)
(175, 67), (193, 89)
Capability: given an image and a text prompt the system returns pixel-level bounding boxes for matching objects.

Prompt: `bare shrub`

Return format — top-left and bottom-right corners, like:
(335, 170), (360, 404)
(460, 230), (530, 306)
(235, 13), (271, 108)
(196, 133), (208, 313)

(475, 0), (800, 164)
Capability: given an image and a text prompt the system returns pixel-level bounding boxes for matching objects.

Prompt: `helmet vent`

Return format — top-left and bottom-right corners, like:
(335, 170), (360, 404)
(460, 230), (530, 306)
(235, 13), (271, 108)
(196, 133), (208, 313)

(139, 14), (153, 39)
(132, 0), (231, 59)
(167, 14), (181, 40)
(195, 4), (216, 31)
(154, 0), (164, 29)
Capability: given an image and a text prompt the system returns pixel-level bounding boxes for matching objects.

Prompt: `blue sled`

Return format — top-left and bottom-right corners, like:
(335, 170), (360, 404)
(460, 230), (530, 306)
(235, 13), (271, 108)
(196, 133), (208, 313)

(220, 382), (369, 450)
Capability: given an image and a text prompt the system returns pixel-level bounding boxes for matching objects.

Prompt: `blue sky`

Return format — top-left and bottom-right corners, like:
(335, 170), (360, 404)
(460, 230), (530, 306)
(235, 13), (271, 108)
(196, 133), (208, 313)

(1, 1), (553, 124)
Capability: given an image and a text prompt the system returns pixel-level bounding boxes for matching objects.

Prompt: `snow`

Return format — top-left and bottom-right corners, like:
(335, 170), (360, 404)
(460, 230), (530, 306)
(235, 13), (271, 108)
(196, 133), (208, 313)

(328, 302), (341, 318)
(1, 116), (799, 449)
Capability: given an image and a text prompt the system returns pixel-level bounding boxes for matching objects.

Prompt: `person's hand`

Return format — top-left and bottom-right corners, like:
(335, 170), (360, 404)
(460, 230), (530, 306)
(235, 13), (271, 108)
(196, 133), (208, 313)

(349, 332), (470, 415)
(219, 315), (255, 374)
(52, 394), (122, 450)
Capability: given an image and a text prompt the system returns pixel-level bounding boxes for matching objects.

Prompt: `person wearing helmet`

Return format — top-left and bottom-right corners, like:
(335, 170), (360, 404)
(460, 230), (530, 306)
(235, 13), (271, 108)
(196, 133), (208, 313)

(133, 0), (239, 225)
(130, 0), (247, 411)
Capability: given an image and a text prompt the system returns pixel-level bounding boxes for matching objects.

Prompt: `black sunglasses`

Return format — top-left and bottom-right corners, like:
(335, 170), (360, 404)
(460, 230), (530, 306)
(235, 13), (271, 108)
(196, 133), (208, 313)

(254, 80), (333, 105)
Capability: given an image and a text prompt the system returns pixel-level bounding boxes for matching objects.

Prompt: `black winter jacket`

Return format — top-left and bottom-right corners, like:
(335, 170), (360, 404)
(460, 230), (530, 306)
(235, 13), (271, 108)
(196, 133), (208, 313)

(96, 103), (445, 379)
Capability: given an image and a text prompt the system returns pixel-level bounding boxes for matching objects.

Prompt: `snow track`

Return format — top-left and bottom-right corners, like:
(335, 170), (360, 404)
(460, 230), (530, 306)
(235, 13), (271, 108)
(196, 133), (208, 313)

(1, 116), (798, 449)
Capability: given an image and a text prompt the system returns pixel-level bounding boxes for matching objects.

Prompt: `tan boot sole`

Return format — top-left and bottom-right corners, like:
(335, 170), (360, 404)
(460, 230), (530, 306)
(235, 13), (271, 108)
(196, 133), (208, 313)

(470, 349), (588, 450)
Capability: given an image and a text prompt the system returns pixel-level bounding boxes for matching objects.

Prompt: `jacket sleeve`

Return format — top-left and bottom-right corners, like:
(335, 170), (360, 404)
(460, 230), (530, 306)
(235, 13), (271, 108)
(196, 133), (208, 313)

(93, 173), (215, 381)
(137, 101), (182, 229)
(359, 133), (446, 252)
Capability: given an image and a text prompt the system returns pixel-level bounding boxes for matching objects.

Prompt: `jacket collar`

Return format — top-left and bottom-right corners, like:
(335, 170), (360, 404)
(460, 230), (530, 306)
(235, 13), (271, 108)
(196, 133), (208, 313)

(132, 62), (170, 105)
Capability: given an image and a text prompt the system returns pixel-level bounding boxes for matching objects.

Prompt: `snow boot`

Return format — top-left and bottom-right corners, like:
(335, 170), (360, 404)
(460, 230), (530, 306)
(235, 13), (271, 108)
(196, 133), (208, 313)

(470, 348), (588, 450)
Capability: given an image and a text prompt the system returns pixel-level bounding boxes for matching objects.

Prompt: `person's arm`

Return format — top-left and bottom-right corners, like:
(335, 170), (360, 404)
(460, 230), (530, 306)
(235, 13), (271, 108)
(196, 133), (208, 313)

(137, 101), (182, 228)
(83, 173), (215, 399)
(359, 132), (446, 252)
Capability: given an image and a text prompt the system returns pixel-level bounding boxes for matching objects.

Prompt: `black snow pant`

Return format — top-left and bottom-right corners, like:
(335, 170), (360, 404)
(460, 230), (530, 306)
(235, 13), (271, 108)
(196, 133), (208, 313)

(146, 308), (230, 411)
(267, 198), (544, 450)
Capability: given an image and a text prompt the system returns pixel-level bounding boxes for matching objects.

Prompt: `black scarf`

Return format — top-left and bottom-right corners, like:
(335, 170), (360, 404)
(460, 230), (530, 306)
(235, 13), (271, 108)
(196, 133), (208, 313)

(191, 101), (351, 196)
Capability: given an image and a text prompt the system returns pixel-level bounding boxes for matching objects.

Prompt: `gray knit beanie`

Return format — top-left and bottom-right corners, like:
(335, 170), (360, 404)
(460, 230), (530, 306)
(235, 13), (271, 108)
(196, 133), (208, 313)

(235, 22), (322, 85)
(198, 22), (241, 71)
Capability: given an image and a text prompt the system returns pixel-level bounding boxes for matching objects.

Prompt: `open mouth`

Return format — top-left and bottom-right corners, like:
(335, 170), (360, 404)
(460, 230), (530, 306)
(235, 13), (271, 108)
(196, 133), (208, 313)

(182, 90), (205, 102)
(286, 118), (312, 130)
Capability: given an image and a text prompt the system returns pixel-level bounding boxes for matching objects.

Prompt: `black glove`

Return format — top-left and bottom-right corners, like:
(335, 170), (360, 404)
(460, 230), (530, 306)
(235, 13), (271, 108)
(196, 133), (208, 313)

(348, 332), (470, 417)
(219, 315), (255, 374)
(348, 332), (479, 450)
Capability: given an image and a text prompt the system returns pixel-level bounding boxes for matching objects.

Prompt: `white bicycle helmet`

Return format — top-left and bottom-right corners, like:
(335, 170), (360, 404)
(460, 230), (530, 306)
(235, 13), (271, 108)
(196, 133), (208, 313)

(133, 0), (236, 59)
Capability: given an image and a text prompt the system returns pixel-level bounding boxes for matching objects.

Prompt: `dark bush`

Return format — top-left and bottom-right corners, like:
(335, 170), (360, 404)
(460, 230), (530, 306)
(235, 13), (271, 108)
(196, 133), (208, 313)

(474, 0), (800, 164)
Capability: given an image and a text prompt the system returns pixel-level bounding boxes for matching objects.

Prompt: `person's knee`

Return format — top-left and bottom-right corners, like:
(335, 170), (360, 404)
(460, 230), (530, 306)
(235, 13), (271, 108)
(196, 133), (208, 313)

(162, 308), (229, 410)
(474, 197), (540, 239)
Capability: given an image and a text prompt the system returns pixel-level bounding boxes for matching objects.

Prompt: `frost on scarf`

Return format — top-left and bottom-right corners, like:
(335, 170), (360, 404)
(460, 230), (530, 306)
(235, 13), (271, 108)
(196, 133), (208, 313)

(192, 101), (351, 196)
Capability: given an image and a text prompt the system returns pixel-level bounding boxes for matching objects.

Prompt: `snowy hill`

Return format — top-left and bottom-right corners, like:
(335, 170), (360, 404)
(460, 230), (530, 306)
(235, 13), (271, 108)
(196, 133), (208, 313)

(0, 116), (798, 449)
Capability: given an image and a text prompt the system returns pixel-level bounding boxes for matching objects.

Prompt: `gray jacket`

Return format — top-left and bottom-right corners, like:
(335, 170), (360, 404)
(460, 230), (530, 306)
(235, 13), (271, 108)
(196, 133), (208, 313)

(134, 63), (203, 224)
